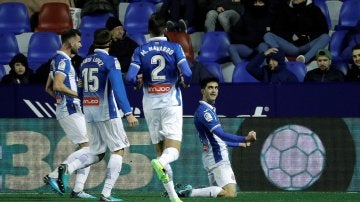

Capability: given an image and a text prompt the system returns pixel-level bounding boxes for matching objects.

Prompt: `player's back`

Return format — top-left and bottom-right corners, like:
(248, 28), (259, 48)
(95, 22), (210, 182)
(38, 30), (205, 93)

(139, 39), (181, 85)
(133, 37), (188, 109)
(80, 49), (122, 122)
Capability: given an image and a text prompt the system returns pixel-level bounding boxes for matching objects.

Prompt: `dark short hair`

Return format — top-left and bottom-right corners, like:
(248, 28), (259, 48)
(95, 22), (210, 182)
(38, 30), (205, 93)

(352, 44), (360, 52)
(93, 28), (112, 48)
(61, 29), (81, 44)
(148, 12), (166, 36)
(200, 77), (219, 89)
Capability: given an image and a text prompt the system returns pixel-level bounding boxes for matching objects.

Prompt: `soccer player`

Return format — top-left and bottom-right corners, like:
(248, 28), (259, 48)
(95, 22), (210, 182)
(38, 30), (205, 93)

(44, 29), (95, 199)
(54, 28), (139, 202)
(125, 12), (192, 202)
(177, 77), (256, 198)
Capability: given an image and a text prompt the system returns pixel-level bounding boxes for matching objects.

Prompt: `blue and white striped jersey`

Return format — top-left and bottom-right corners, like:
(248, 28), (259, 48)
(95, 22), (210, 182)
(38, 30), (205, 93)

(80, 49), (132, 122)
(126, 37), (192, 110)
(194, 101), (229, 169)
(51, 51), (81, 120)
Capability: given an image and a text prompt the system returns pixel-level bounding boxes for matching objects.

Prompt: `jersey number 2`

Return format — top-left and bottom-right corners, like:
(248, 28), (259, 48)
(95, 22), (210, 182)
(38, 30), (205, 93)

(151, 55), (166, 81)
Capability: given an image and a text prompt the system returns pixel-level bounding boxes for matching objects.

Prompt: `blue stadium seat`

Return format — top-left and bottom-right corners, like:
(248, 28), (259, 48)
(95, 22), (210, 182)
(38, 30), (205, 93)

(329, 30), (348, 62)
(336, 0), (360, 30)
(200, 62), (224, 83)
(0, 2), (31, 34)
(0, 64), (6, 81)
(232, 61), (259, 83)
(0, 32), (19, 65)
(27, 32), (61, 71)
(286, 61), (307, 82)
(124, 2), (156, 34)
(196, 32), (230, 64)
(78, 13), (113, 58)
(78, 29), (94, 58)
(313, 0), (332, 30)
(79, 13), (113, 30)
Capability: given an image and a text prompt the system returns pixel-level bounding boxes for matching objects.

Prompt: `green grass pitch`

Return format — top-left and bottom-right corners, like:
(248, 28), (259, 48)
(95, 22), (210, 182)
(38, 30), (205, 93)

(0, 191), (360, 202)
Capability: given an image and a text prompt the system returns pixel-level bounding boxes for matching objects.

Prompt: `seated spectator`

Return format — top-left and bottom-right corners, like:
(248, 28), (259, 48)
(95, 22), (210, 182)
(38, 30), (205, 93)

(246, 48), (299, 83)
(345, 45), (360, 81)
(1, 53), (33, 84)
(229, 0), (271, 65)
(204, 0), (244, 32)
(88, 17), (138, 74)
(106, 17), (139, 74)
(79, 0), (117, 17)
(160, 0), (196, 32)
(304, 49), (344, 82)
(263, 0), (329, 64)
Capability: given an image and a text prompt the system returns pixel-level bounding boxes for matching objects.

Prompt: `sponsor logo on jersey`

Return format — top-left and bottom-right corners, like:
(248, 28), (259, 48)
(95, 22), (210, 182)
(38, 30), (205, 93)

(114, 58), (121, 70)
(58, 59), (66, 71)
(204, 112), (213, 122)
(83, 97), (100, 106)
(148, 84), (172, 94)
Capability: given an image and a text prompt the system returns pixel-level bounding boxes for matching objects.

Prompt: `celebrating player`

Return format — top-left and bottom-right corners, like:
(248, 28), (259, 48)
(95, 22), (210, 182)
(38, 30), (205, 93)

(126, 12), (192, 202)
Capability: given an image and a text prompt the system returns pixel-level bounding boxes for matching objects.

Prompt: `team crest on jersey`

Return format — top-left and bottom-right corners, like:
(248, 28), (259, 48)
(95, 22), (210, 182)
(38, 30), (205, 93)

(114, 58), (121, 70)
(204, 112), (213, 122)
(58, 59), (66, 71)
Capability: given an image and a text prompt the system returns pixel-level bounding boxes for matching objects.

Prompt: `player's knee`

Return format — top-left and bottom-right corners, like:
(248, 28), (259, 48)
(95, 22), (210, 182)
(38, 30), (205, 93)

(222, 190), (237, 198)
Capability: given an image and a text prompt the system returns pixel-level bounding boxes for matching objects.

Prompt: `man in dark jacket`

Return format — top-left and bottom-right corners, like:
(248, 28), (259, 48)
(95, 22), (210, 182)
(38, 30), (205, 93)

(205, 0), (244, 32)
(263, 0), (329, 64)
(1, 53), (33, 84)
(106, 17), (139, 74)
(88, 17), (138, 74)
(246, 48), (299, 83)
(346, 45), (360, 81)
(304, 49), (344, 82)
(229, 0), (271, 65)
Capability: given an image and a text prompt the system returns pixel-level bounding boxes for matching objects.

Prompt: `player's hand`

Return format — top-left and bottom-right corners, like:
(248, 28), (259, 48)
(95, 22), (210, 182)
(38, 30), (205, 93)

(240, 142), (251, 148)
(264, 48), (278, 56)
(134, 74), (143, 90)
(246, 131), (256, 143)
(179, 76), (190, 88)
(126, 114), (139, 127)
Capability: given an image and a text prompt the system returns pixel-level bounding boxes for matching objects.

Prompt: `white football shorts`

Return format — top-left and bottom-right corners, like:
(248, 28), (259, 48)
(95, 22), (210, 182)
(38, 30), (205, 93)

(144, 105), (183, 144)
(207, 163), (237, 188)
(58, 112), (89, 145)
(87, 117), (130, 154)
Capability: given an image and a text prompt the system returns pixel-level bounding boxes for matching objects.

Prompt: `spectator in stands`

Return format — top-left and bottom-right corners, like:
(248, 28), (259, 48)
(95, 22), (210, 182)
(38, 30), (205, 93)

(229, 0), (271, 65)
(106, 16), (139, 74)
(1, 53), (33, 84)
(160, 0), (196, 33)
(246, 48), (299, 83)
(304, 49), (344, 82)
(88, 17), (138, 74)
(263, 0), (329, 64)
(345, 45), (360, 81)
(204, 0), (244, 32)
(77, 0), (117, 17)
(194, 0), (211, 31)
